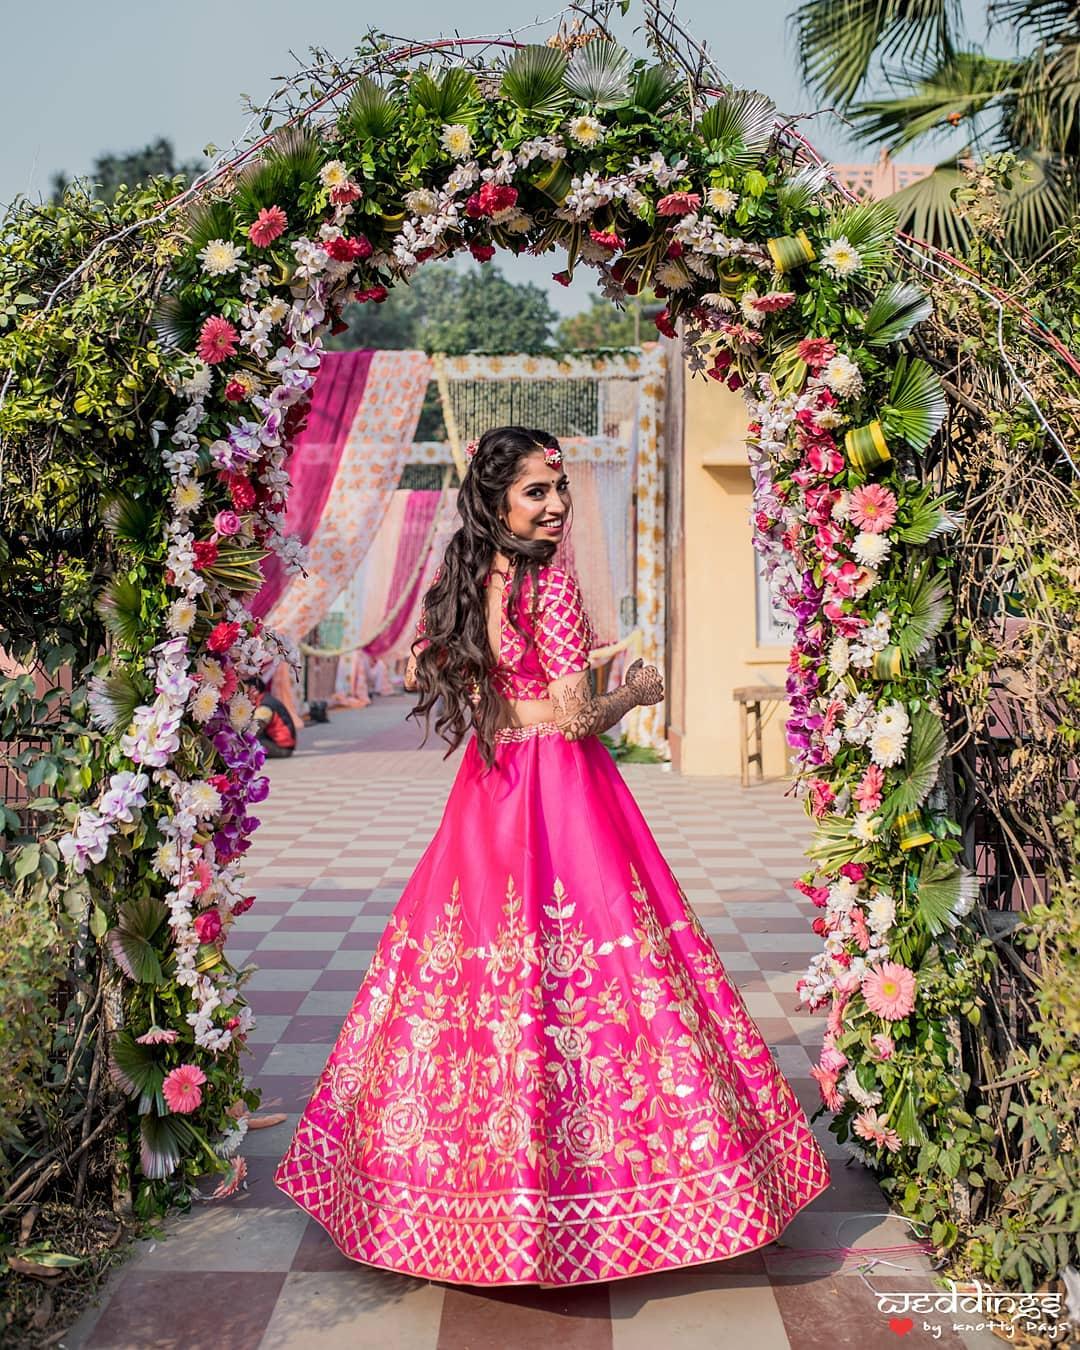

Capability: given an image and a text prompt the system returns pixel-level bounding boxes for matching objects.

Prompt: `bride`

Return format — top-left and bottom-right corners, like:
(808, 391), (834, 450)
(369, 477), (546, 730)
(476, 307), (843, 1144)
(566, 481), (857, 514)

(274, 424), (830, 1286)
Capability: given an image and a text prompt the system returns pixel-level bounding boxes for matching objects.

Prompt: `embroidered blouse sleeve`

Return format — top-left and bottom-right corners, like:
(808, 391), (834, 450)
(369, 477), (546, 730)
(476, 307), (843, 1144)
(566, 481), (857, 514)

(534, 569), (595, 682)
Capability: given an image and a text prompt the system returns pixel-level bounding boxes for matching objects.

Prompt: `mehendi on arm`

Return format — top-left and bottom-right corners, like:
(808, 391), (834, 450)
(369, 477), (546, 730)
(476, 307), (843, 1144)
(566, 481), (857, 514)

(548, 659), (664, 743)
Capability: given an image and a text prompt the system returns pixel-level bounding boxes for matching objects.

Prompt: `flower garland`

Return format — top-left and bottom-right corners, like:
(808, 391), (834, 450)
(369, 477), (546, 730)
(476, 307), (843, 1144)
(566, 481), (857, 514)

(56, 43), (985, 1201)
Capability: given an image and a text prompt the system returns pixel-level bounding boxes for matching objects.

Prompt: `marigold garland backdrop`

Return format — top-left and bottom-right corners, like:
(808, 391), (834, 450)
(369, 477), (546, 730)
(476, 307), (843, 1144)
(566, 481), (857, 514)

(1, 6), (1077, 1300)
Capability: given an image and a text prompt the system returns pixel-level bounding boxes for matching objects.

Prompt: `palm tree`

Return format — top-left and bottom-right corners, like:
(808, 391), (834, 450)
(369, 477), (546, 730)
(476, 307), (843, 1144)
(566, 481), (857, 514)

(791, 0), (1080, 260)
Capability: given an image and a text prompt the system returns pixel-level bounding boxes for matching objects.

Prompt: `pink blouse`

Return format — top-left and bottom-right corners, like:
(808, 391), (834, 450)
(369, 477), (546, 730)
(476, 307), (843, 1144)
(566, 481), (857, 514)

(414, 563), (596, 700)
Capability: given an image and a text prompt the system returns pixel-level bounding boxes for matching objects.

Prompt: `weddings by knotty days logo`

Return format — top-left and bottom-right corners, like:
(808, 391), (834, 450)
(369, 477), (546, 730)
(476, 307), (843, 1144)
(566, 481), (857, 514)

(875, 1280), (1070, 1340)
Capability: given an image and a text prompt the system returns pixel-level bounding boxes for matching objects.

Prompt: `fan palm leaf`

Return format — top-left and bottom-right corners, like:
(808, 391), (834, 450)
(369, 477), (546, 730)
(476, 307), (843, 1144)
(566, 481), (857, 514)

(1008, 35), (1080, 148)
(913, 855), (971, 936)
(698, 87), (777, 168)
(95, 576), (144, 648)
(563, 40), (634, 108)
(341, 76), (401, 141)
(140, 1115), (193, 1180)
(151, 291), (205, 353)
(775, 161), (831, 216)
(894, 560), (953, 658)
(629, 64), (686, 116)
(863, 280), (934, 345)
(885, 159), (971, 255)
(883, 353), (947, 450)
(86, 669), (146, 733)
(806, 813), (875, 869)
(234, 126), (324, 218)
(893, 485), (954, 542)
(107, 894), (167, 985)
(1001, 148), (1076, 256)
(792, 0), (961, 108)
(880, 707), (947, 822)
(407, 67), (482, 124)
(111, 1031), (165, 1114)
(500, 47), (570, 118)
(102, 491), (158, 554)
(183, 198), (237, 256)
(826, 199), (899, 275)
(198, 544), (269, 594)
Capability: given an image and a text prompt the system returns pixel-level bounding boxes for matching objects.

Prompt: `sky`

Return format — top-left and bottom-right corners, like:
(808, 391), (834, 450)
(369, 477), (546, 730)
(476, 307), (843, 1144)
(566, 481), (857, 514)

(2, 0), (994, 315)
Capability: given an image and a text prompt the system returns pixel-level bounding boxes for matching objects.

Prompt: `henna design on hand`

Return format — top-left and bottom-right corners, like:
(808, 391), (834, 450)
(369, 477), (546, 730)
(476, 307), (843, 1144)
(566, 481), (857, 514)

(549, 658), (665, 742)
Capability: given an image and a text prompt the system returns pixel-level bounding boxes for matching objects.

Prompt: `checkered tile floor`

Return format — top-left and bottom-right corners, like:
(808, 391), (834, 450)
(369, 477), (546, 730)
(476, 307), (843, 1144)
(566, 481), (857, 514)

(66, 699), (993, 1350)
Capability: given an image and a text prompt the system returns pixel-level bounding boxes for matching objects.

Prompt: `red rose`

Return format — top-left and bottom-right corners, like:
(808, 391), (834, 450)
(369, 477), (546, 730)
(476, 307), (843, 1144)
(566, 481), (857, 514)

(811, 916), (827, 937)
(477, 182), (517, 216)
(325, 234), (373, 262)
(227, 474), (257, 511)
(193, 539), (219, 570)
(207, 621), (242, 654)
(469, 243), (496, 262)
(224, 379), (247, 403)
(653, 309), (677, 339)
(193, 908), (223, 944)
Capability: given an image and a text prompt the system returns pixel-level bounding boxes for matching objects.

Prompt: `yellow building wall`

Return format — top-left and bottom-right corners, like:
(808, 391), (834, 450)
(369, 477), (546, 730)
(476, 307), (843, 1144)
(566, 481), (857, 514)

(677, 374), (790, 778)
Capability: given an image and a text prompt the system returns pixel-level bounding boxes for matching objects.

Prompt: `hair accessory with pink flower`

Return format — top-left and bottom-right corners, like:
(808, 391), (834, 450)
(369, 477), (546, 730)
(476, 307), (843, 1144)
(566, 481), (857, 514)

(464, 439), (479, 461)
(542, 443), (563, 468)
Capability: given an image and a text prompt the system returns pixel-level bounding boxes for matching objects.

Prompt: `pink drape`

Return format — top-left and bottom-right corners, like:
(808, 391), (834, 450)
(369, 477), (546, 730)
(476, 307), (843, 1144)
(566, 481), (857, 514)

(251, 349), (374, 620)
(363, 490), (443, 660)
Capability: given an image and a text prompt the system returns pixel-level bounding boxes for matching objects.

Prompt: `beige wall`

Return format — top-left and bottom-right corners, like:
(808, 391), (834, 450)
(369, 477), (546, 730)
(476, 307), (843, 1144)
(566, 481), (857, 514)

(674, 373), (790, 778)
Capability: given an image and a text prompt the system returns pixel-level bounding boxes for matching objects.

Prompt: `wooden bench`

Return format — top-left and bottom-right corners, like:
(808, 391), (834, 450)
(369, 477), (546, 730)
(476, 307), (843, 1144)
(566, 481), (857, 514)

(732, 684), (787, 788)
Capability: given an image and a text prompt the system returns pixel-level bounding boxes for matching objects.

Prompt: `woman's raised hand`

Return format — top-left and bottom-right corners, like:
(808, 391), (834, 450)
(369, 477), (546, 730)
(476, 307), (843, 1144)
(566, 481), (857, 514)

(624, 657), (664, 707)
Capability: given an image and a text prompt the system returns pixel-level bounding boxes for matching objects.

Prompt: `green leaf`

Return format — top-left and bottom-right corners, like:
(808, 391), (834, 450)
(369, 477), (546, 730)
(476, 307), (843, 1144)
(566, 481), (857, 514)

(911, 856), (970, 936)
(500, 46), (569, 118)
(90, 904), (108, 939)
(111, 1030), (165, 1113)
(407, 66), (481, 125)
(152, 290), (206, 353)
(775, 161), (830, 215)
(95, 575), (145, 648)
(183, 198), (237, 258)
(340, 76), (401, 142)
(826, 199), (898, 275)
(107, 894), (167, 984)
(140, 1113), (193, 1180)
(883, 353), (947, 451)
(234, 125), (324, 218)
(698, 87), (777, 168)
(13, 843), (40, 882)
(880, 708), (946, 821)
(86, 668), (146, 733)
(885, 159), (971, 256)
(102, 491), (159, 553)
(863, 281), (934, 345)
(894, 561), (952, 659)
(806, 813), (873, 869)
(895, 1088), (927, 1145)
(562, 40), (634, 109)
(629, 64), (685, 116)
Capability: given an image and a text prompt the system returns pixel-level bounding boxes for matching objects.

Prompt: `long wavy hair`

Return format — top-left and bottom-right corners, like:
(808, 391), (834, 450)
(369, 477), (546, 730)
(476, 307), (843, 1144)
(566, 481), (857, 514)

(407, 425), (572, 768)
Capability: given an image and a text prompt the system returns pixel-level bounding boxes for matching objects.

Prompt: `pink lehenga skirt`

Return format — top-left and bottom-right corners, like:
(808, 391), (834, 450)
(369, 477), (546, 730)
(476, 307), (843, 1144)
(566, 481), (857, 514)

(274, 723), (831, 1286)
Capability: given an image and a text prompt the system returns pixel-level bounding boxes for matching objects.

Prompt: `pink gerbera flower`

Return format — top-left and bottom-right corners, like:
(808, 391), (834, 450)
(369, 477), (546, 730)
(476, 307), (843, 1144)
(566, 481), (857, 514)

(248, 205), (287, 247)
(849, 483), (898, 534)
(210, 1155), (248, 1199)
(797, 337), (837, 370)
(862, 962), (917, 1020)
(656, 191), (701, 216)
(197, 316), (239, 366)
(871, 1032), (895, 1060)
(136, 1026), (179, 1046)
(853, 1109), (902, 1152)
(162, 1063), (207, 1114)
(854, 763), (885, 813)
(809, 1063), (844, 1111)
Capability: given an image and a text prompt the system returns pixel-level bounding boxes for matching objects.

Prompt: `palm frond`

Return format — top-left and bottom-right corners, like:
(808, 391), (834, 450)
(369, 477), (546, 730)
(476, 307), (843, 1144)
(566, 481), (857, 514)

(913, 855), (967, 936)
(893, 485), (954, 543)
(775, 161), (831, 216)
(140, 1114), (193, 1180)
(850, 50), (1020, 152)
(1008, 37), (1080, 149)
(1002, 149), (1076, 257)
(110, 1031), (165, 1114)
(990, 0), (1075, 43)
(563, 39), (634, 108)
(102, 491), (159, 554)
(95, 576), (144, 648)
(863, 281), (934, 345)
(183, 198), (237, 256)
(629, 63), (686, 115)
(341, 76), (401, 141)
(806, 813), (875, 870)
(792, 0), (962, 108)
(885, 159), (971, 254)
(407, 66), (482, 124)
(894, 560), (953, 657)
(883, 353), (947, 450)
(108, 894), (167, 985)
(826, 199), (899, 274)
(152, 292), (205, 353)
(86, 669), (146, 733)
(500, 46), (570, 118)
(698, 87), (777, 169)
(234, 126), (324, 219)
(880, 708), (947, 822)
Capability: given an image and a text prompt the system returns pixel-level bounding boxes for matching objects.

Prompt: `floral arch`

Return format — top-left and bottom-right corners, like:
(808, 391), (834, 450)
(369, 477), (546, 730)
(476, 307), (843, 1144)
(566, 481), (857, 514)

(3, 11), (1077, 1294)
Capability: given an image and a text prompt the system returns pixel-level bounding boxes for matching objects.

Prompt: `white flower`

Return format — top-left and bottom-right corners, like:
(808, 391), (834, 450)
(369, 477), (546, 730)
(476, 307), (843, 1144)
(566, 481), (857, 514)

(821, 236), (862, 279)
(153, 841), (179, 876)
(655, 260), (693, 290)
(319, 159), (350, 189)
(404, 188), (439, 216)
(843, 1067), (882, 1108)
(852, 532), (891, 569)
(870, 726), (908, 768)
(851, 812), (879, 843)
(440, 124), (473, 159)
(822, 353), (864, 399)
(172, 480), (204, 514)
(228, 693), (255, 732)
(181, 362), (213, 400)
(197, 239), (243, 276)
(831, 490), (851, 522)
(262, 297), (289, 325)
(190, 686), (220, 723)
(876, 700), (910, 735)
(187, 780), (223, 819)
(567, 114), (603, 147)
(815, 407), (846, 430)
(195, 657), (225, 688)
(843, 693), (875, 745)
(166, 598), (197, 636)
(867, 889), (896, 933)
(707, 186), (739, 215)
(502, 210), (534, 234)
(828, 637), (850, 679)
